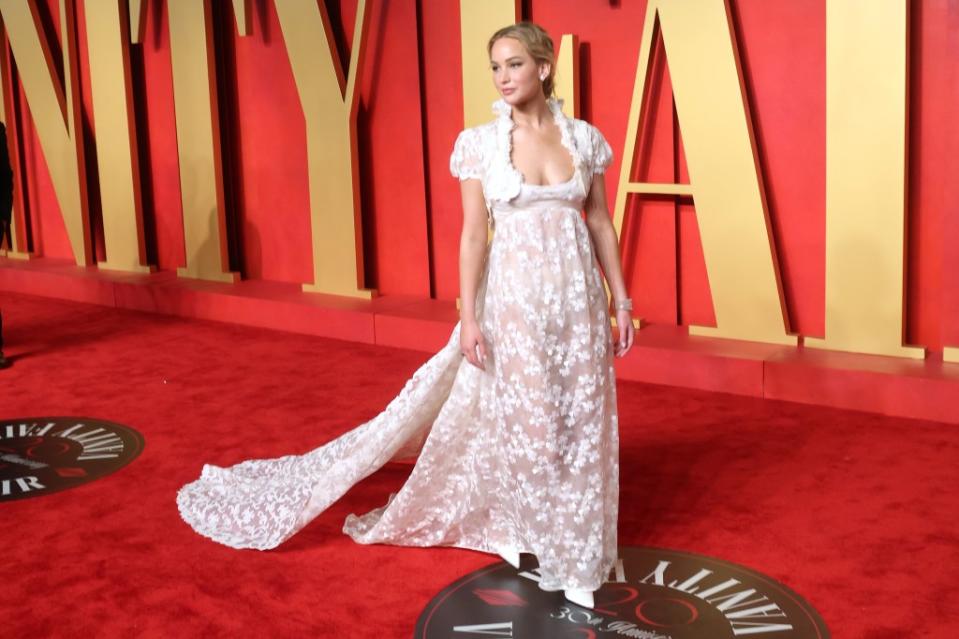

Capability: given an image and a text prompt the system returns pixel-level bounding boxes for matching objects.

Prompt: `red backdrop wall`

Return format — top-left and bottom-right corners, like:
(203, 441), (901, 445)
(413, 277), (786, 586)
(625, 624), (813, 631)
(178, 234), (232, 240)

(5, 0), (959, 351)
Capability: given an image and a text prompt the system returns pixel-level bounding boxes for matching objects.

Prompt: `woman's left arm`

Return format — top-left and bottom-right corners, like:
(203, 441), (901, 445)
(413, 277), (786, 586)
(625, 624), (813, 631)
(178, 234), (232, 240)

(584, 172), (634, 357)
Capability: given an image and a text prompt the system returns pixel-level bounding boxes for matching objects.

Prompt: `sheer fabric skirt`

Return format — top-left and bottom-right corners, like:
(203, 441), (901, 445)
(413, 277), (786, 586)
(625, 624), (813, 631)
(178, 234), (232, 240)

(176, 203), (620, 592)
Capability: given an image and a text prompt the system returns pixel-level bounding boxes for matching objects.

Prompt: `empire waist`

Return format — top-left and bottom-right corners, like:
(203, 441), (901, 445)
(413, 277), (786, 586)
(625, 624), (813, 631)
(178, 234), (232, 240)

(490, 201), (584, 220)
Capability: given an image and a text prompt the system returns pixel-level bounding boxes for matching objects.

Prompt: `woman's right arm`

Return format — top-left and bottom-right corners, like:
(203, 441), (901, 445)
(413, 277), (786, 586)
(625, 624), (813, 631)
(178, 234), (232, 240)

(458, 178), (489, 370)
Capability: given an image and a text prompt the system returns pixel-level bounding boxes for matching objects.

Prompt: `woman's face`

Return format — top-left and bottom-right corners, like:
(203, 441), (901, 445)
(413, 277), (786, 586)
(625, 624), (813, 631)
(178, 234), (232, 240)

(489, 37), (547, 106)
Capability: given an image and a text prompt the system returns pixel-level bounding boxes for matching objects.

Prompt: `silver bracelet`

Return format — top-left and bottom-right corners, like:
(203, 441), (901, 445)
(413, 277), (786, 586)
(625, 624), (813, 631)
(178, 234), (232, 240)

(615, 298), (633, 312)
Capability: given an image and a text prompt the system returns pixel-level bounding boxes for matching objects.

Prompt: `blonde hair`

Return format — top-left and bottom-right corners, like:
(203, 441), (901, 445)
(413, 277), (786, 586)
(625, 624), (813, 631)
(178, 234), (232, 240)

(487, 21), (556, 99)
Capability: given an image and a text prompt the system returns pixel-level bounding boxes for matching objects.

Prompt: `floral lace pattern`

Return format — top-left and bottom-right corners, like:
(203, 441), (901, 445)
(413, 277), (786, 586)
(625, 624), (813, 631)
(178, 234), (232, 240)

(450, 96), (614, 210)
(177, 97), (619, 592)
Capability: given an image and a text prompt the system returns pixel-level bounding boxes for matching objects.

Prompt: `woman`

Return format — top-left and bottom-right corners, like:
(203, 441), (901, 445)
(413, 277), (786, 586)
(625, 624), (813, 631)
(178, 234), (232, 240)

(177, 21), (633, 611)
(451, 21), (633, 608)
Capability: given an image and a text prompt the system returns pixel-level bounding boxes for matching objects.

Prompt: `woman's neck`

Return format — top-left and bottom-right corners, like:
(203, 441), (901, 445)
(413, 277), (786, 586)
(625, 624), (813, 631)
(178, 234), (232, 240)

(510, 95), (552, 129)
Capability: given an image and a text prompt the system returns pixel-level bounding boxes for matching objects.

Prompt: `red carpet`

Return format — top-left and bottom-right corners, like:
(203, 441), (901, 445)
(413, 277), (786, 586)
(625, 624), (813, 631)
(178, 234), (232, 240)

(1, 290), (956, 637)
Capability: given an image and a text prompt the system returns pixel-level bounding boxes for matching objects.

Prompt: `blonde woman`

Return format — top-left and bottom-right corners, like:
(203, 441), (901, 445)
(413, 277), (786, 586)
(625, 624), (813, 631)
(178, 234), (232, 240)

(177, 21), (632, 612)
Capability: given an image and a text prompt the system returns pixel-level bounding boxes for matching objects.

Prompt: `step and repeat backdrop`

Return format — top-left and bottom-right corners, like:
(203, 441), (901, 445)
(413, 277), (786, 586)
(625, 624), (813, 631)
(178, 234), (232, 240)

(1, 0), (957, 360)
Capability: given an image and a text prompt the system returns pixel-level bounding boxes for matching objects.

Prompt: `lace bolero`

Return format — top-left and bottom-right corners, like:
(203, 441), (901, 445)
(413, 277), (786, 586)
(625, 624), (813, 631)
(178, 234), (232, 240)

(449, 96), (614, 205)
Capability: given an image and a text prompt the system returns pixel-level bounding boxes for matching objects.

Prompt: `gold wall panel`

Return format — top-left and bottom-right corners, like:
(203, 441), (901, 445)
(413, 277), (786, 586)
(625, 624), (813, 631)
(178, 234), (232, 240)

(613, 0), (795, 346)
(460, 0), (519, 128)
(167, 0), (236, 282)
(129, 0), (145, 44)
(1, 0), (91, 265)
(805, 1), (923, 359)
(232, 0), (251, 37)
(273, 0), (374, 298)
(85, 0), (150, 273)
(554, 33), (577, 117)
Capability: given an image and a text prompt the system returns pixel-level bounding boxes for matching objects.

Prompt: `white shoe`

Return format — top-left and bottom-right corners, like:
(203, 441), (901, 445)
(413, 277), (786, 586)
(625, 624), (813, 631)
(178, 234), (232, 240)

(497, 547), (520, 569)
(563, 588), (595, 609)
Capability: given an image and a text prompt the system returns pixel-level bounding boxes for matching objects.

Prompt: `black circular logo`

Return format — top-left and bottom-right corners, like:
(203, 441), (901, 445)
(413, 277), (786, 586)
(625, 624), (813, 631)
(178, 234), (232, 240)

(416, 546), (829, 638)
(0, 417), (144, 501)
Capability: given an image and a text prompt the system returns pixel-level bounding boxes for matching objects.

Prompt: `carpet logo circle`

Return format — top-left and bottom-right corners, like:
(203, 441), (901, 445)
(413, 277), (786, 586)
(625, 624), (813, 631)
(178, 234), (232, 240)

(0, 417), (144, 501)
(416, 546), (829, 638)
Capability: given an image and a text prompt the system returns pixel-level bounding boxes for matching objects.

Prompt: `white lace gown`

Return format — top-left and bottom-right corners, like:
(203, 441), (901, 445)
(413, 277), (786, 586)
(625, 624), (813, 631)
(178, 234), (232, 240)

(176, 96), (620, 592)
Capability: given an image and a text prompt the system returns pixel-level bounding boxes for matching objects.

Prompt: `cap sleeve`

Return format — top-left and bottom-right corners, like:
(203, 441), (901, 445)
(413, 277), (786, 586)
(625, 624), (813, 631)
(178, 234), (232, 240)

(449, 128), (484, 181)
(589, 124), (614, 174)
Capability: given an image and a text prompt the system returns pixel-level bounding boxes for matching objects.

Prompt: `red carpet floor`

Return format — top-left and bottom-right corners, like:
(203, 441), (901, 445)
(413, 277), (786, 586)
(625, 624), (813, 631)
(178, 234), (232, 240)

(1, 290), (956, 638)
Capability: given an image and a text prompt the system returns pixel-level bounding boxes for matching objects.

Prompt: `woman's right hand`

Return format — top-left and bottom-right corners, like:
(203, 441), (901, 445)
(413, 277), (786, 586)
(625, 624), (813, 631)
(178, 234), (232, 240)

(460, 317), (488, 371)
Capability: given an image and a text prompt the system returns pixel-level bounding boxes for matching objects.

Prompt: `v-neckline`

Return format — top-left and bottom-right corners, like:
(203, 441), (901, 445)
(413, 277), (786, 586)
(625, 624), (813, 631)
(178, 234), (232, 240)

(522, 172), (578, 189)
(501, 97), (577, 188)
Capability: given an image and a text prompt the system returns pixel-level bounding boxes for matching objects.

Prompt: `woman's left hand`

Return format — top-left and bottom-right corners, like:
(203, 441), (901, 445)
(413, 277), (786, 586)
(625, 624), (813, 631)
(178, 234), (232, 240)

(614, 309), (634, 358)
